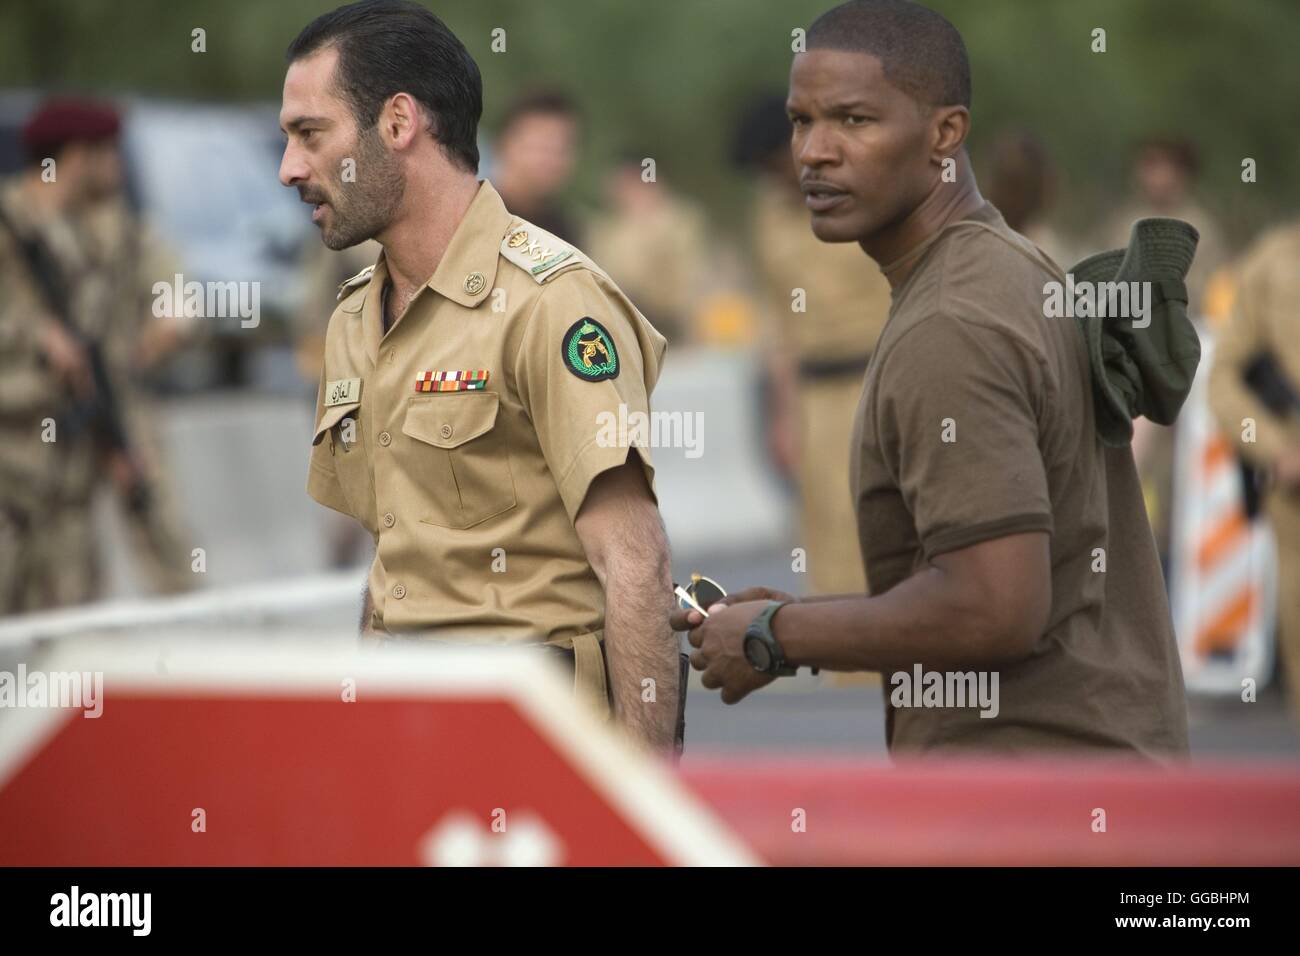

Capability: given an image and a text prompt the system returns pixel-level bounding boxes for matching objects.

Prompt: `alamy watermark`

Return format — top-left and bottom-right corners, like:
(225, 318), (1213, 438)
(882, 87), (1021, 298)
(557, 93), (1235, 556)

(1043, 275), (1151, 329)
(152, 273), (260, 328)
(596, 403), (704, 459)
(0, 664), (103, 718)
(50, 886), (150, 935)
(889, 664), (999, 718)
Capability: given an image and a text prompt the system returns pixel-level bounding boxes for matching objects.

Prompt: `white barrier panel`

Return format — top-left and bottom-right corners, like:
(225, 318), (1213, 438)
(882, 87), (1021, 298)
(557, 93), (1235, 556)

(0, 637), (757, 866)
(1170, 332), (1277, 693)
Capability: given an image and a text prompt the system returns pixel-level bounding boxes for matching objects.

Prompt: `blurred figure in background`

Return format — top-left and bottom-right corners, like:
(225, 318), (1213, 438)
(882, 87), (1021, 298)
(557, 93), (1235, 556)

(489, 90), (581, 243)
(1106, 135), (1231, 569)
(1208, 215), (1300, 727)
(1107, 136), (1227, 310)
(0, 99), (125, 612)
(734, 94), (892, 604)
(77, 186), (199, 595)
(586, 150), (710, 344)
(982, 128), (1076, 269)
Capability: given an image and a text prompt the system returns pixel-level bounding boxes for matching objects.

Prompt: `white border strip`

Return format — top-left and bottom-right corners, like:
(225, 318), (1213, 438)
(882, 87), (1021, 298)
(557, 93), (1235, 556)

(0, 569), (365, 647)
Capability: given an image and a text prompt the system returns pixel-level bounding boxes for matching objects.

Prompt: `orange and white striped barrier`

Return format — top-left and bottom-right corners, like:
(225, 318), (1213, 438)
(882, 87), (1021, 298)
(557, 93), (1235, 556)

(1170, 333), (1276, 693)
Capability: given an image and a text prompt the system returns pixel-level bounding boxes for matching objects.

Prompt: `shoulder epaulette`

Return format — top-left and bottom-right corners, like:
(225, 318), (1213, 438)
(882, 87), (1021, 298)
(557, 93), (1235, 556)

(336, 264), (375, 301)
(500, 220), (584, 284)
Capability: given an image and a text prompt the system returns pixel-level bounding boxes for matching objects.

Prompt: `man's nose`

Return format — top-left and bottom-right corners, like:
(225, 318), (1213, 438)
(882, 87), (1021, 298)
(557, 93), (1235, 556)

(279, 143), (308, 188)
(796, 122), (838, 168)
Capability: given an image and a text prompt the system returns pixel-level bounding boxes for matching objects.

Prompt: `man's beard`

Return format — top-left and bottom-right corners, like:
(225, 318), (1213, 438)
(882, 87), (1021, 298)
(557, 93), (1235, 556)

(319, 124), (405, 250)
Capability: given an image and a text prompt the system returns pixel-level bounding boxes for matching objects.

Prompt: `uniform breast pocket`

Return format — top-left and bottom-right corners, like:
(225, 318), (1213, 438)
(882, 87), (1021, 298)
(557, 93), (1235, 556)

(400, 391), (517, 529)
(312, 400), (377, 527)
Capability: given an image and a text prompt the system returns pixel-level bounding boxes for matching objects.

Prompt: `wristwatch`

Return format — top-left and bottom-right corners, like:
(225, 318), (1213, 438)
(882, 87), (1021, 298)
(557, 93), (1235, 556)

(743, 600), (797, 676)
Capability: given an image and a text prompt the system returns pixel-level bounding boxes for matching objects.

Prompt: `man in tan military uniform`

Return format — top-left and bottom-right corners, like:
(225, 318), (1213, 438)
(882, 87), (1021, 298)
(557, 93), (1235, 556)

(78, 193), (198, 596)
(0, 99), (125, 614)
(586, 155), (711, 344)
(281, 3), (680, 751)
(1105, 137), (1229, 562)
(754, 178), (891, 598)
(1208, 218), (1300, 728)
(292, 237), (382, 569)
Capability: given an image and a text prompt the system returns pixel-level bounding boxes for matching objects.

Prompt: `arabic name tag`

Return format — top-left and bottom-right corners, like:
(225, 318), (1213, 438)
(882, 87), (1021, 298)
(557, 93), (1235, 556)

(325, 377), (362, 407)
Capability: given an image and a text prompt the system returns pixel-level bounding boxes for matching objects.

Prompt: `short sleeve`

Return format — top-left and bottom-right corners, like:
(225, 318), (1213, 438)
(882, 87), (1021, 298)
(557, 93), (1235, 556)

(306, 371), (352, 516)
(513, 268), (665, 522)
(875, 316), (1053, 559)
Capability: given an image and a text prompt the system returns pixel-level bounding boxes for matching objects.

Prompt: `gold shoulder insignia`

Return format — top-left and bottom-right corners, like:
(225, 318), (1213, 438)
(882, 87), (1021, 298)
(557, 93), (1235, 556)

(336, 264), (376, 301)
(500, 219), (584, 284)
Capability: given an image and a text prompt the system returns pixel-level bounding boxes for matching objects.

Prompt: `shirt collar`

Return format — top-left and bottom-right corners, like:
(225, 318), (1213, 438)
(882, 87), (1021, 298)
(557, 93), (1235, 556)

(423, 179), (513, 308)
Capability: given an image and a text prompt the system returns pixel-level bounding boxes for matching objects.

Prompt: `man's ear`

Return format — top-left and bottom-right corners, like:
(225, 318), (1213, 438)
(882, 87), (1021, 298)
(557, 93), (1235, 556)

(380, 92), (425, 151)
(930, 105), (970, 165)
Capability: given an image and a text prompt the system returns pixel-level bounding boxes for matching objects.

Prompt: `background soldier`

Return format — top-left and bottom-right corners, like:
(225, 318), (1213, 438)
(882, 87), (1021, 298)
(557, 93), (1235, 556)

(586, 151), (711, 345)
(1106, 136), (1230, 568)
(489, 90), (582, 244)
(0, 98), (127, 612)
(1208, 216), (1300, 728)
(78, 186), (199, 595)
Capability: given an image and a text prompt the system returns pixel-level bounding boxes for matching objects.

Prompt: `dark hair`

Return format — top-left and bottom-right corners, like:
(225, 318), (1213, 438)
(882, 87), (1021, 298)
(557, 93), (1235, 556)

(808, 0), (971, 109)
(1136, 135), (1199, 178)
(730, 93), (792, 170)
(496, 90), (580, 138)
(287, 0), (482, 172)
(984, 129), (1055, 232)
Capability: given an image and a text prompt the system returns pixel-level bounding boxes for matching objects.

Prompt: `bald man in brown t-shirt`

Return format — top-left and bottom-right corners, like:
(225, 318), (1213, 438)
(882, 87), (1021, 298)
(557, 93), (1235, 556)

(673, 0), (1188, 758)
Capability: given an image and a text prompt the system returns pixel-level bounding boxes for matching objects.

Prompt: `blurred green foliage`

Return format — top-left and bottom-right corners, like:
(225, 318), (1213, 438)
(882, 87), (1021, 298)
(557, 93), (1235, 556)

(2, 0), (1296, 248)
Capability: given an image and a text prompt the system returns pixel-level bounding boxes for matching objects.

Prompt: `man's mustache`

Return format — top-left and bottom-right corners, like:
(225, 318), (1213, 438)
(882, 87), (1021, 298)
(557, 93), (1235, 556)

(297, 187), (329, 205)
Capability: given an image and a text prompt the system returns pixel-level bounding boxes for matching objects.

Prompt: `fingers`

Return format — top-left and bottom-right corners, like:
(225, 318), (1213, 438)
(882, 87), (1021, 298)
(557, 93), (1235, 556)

(690, 648), (708, 671)
(668, 607), (704, 631)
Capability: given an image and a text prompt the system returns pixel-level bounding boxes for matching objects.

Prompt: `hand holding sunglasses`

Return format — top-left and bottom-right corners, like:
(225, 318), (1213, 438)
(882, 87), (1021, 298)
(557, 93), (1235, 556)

(673, 573), (728, 619)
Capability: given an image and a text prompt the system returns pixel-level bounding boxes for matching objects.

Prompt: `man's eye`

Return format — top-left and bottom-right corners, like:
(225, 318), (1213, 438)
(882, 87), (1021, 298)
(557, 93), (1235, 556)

(789, 116), (809, 129)
(301, 129), (317, 142)
(845, 115), (870, 126)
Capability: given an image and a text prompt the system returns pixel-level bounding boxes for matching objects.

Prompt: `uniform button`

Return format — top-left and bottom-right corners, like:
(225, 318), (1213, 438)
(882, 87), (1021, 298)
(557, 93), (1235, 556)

(378, 431), (392, 446)
(383, 512), (395, 528)
(392, 583), (406, 600)
(439, 424), (453, 440)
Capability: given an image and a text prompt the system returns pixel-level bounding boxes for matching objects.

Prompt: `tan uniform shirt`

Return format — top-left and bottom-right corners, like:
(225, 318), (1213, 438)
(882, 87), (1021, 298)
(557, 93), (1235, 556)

(292, 238), (383, 383)
(1208, 219), (1300, 470)
(851, 203), (1189, 757)
(307, 180), (667, 644)
(752, 181), (892, 597)
(586, 195), (709, 345)
(1105, 198), (1227, 316)
(753, 182), (891, 362)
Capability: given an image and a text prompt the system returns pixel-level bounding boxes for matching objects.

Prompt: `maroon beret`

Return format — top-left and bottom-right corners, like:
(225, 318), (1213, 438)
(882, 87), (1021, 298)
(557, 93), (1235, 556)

(22, 98), (121, 159)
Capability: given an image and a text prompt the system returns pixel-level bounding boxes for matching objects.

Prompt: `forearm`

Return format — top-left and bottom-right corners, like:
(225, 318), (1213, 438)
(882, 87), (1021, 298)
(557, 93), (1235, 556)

(777, 566), (1032, 673)
(601, 544), (679, 751)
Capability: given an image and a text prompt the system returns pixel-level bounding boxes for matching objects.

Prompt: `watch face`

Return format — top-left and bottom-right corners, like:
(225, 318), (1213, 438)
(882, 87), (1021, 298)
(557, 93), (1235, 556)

(744, 632), (773, 672)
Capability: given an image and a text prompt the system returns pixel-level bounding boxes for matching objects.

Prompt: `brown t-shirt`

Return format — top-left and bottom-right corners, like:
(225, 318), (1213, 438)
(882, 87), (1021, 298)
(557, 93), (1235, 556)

(850, 203), (1189, 758)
